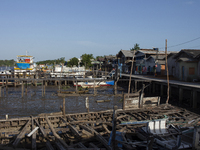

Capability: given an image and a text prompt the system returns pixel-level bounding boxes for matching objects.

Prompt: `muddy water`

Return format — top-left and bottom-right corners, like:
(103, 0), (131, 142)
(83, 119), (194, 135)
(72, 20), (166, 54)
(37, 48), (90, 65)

(0, 86), (124, 119)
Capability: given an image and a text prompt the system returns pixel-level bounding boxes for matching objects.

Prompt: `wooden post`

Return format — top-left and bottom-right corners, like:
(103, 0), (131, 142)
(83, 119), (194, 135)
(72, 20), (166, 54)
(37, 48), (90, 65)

(114, 80), (117, 95)
(135, 80), (137, 92)
(111, 105), (118, 149)
(165, 39), (170, 104)
(160, 84), (163, 96)
(6, 79), (8, 89)
(85, 97), (89, 113)
(25, 81), (28, 95)
(128, 50), (135, 97)
(21, 80), (24, 98)
(192, 126), (200, 149)
(42, 80), (44, 97)
(63, 98), (65, 116)
(179, 87), (183, 104)
(192, 90), (197, 109)
(44, 80), (46, 96)
(59, 81), (61, 93)
(152, 82), (155, 93)
(93, 80), (96, 95)
(140, 84), (144, 108)
(14, 74), (17, 87)
(31, 116), (36, 150)
(76, 80), (78, 94)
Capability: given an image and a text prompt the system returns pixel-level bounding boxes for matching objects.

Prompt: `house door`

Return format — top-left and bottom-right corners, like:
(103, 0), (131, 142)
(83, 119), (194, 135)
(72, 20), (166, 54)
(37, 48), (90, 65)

(182, 66), (184, 80)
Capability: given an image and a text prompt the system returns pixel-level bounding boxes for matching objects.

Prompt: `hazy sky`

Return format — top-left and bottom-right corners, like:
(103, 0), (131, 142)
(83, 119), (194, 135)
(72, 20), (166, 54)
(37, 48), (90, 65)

(0, 0), (200, 61)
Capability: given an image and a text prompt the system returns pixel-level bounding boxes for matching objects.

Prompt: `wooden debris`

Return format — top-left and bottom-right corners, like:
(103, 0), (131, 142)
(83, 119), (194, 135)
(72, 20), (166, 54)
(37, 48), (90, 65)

(12, 119), (31, 148)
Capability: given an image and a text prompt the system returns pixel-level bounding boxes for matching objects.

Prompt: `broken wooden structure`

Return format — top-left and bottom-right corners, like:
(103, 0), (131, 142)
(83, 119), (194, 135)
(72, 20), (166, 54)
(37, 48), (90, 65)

(0, 104), (200, 149)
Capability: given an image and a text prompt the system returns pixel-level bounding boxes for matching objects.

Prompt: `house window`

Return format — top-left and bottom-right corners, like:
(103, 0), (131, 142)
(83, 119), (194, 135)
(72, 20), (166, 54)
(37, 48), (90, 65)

(189, 67), (195, 75)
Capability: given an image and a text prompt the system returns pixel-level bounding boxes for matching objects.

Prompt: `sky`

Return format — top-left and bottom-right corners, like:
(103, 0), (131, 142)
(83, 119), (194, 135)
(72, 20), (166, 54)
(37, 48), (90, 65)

(0, 0), (200, 62)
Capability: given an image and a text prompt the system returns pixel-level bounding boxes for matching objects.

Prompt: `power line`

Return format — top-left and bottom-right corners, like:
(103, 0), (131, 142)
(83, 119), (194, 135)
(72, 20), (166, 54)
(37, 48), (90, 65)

(159, 36), (200, 49)
(168, 36), (200, 48)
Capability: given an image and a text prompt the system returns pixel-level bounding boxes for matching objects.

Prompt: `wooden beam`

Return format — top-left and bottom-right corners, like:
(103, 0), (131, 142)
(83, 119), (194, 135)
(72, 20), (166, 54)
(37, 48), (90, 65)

(34, 119), (47, 137)
(45, 116), (69, 149)
(13, 119), (31, 148)
(46, 141), (55, 150)
(31, 117), (36, 150)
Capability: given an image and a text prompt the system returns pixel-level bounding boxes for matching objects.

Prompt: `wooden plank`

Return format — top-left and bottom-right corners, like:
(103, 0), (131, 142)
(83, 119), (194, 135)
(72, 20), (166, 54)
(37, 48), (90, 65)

(82, 129), (93, 137)
(89, 142), (98, 148)
(34, 119), (47, 137)
(102, 124), (111, 133)
(68, 124), (82, 138)
(46, 141), (55, 150)
(31, 117), (36, 150)
(45, 116), (69, 149)
(12, 119), (31, 148)
(55, 141), (66, 150)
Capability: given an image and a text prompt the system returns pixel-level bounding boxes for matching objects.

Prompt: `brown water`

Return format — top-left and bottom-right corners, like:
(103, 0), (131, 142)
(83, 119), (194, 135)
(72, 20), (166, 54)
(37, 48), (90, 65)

(0, 86), (124, 119)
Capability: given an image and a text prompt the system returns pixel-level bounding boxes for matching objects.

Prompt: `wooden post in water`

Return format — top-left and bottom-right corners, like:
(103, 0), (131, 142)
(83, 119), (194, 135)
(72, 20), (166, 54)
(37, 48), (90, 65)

(93, 80), (96, 95)
(85, 97), (89, 113)
(0, 87), (1, 97)
(6, 78), (8, 89)
(44, 80), (46, 96)
(42, 80), (44, 97)
(58, 81), (61, 93)
(14, 74), (17, 87)
(114, 80), (117, 95)
(63, 98), (65, 116)
(21, 80), (24, 98)
(76, 80), (78, 94)
(25, 81), (28, 95)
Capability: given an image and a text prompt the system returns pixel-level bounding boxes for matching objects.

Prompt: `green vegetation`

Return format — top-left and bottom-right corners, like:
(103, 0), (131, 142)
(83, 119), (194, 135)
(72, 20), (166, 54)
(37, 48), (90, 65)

(130, 43), (140, 51)
(62, 85), (70, 90)
(0, 59), (15, 66)
(67, 57), (79, 67)
(96, 56), (104, 60)
(80, 54), (94, 68)
(36, 57), (65, 65)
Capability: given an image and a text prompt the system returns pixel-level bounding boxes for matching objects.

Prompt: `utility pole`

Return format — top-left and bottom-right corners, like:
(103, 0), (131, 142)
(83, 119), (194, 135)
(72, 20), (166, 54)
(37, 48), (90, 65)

(165, 39), (170, 104)
(128, 50), (135, 96)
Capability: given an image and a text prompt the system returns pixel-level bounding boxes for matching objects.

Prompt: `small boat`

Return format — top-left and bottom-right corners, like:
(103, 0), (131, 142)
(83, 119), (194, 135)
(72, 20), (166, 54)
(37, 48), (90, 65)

(82, 85), (100, 88)
(74, 80), (114, 87)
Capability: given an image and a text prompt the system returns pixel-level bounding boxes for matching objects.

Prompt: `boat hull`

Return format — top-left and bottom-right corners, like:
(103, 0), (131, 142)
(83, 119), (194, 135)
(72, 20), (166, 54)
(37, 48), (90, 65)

(74, 80), (114, 87)
(16, 63), (30, 69)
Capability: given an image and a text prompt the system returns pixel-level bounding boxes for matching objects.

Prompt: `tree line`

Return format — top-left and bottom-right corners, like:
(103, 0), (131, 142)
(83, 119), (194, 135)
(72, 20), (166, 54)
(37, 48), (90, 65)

(0, 43), (140, 68)
(0, 59), (15, 66)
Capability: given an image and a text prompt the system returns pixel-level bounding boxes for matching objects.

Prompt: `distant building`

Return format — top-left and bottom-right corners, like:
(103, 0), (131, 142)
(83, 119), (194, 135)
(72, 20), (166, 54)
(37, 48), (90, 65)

(172, 49), (200, 81)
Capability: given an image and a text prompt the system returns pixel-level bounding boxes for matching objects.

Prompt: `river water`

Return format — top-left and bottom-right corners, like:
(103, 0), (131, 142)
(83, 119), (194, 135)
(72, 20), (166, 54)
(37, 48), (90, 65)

(0, 86), (124, 119)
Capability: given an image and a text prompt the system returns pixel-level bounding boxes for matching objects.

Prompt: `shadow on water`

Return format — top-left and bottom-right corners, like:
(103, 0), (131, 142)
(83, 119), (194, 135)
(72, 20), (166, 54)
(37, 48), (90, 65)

(0, 86), (123, 119)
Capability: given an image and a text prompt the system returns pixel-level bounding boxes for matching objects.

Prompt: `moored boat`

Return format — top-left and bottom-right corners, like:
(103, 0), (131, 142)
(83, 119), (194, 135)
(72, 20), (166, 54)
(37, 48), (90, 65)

(74, 80), (114, 87)
(14, 54), (36, 74)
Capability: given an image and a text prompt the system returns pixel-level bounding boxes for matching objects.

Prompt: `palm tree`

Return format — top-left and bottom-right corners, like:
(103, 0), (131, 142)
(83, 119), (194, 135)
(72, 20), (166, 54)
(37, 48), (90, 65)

(130, 43), (140, 51)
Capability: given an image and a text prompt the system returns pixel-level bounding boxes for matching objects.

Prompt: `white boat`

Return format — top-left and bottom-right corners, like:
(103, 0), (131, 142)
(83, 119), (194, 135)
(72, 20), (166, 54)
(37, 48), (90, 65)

(74, 77), (114, 87)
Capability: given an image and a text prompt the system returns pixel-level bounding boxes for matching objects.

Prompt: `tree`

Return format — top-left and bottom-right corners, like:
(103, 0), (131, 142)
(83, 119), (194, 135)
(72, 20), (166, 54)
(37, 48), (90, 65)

(80, 54), (94, 68)
(130, 43), (140, 51)
(96, 56), (104, 60)
(67, 57), (79, 67)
